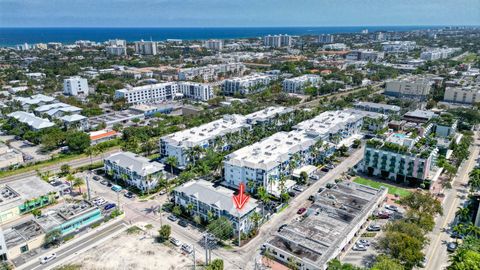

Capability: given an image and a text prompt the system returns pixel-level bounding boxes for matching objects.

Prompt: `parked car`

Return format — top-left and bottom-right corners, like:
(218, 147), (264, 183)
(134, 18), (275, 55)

(111, 185), (123, 192)
(318, 187), (325, 193)
(124, 192), (134, 198)
(321, 167), (330, 172)
(104, 203), (116, 211)
(310, 175), (320, 180)
(293, 186), (304, 192)
(93, 198), (106, 206)
(357, 240), (370, 246)
(181, 244), (193, 254)
(100, 180), (109, 185)
(39, 253), (56, 264)
(178, 220), (188, 227)
(288, 191), (296, 197)
(447, 242), (457, 252)
(367, 224), (381, 231)
(419, 257), (427, 268)
(297, 208), (307, 215)
(93, 176), (100, 181)
(353, 244), (367, 251)
(159, 190), (167, 195)
(385, 204), (398, 212)
(376, 211), (391, 219)
(278, 224), (287, 232)
(168, 215), (178, 222)
(170, 237), (181, 247)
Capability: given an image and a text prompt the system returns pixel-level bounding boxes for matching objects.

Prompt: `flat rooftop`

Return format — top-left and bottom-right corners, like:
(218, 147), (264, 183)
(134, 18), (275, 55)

(4, 220), (45, 249)
(162, 114), (248, 147)
(293, 110), (363, 137)
(36, 200), (97, 232)
(244, 106), (293, 123)
(225, 130), (318, 171)
(88, 109), (144, 126)
(267, 182), (387, 268)
(0, 176), (57, 213)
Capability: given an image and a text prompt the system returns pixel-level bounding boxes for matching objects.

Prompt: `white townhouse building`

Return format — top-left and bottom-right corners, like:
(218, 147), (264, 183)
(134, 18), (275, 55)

(63, 76), (90, 96)
(115, 82), (178, 104)
(104, 151), (165, 192)
(283, 74), (322, 94)
(7, 112), (55, 130)
(177, 82), (214, 101)
(222, 74), (273, 95)
(160, 114), (250, 168)
(173, 179), (258, 235)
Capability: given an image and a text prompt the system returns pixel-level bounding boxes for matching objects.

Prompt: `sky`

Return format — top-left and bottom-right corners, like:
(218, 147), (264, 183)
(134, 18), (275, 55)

(0, 0), (479, 27)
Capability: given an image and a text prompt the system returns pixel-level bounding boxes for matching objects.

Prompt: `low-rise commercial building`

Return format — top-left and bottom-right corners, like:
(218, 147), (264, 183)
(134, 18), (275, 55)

(403, 109), (437, 124)
(265, 182), (387, 270)
(104, 151), (165, 192)
(0, 177), (57, 225)
(283, 75), (322, 94)
(173, 179), (258, 234)
(384, 77), (431, 101)
(0, 143), (23, 170)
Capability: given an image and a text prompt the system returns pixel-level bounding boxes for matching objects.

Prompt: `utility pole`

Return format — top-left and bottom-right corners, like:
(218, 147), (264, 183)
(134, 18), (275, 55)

(238, 212), (241, 247)
(204, 234), (209, 266)
(192, 247), (196, 270)
(86, 173), (92, 200)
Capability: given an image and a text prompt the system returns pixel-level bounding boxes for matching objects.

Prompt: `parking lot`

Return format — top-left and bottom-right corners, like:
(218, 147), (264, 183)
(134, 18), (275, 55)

(341, 204), (403, 268)
(0, 135), (52, 162)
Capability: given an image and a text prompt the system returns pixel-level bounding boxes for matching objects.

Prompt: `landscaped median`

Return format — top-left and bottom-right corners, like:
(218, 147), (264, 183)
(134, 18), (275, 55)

(353, 177), (411, 197)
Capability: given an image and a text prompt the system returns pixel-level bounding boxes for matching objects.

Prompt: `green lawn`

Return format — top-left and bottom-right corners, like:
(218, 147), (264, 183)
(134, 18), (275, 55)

(353, 177), (411, 197)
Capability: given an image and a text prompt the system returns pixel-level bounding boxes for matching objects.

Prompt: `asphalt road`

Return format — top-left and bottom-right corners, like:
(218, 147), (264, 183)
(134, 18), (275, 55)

(423, 131), (479, 270)
(23, 220), (128, 270)
(0, 149), (121, 183)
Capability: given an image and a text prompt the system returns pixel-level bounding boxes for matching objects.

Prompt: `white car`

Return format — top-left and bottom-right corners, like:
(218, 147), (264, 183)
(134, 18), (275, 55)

(181, 244), (193, 254)
(353, 244), (367, 251)
(93, 198), (106, 206)
(385, 204), (398, 212)
(39, 253), (56, 264)
(170, 237), (182, 247)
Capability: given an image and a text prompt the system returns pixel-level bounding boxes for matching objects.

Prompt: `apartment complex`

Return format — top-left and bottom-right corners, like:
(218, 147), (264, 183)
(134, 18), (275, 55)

(381, 41), (416, 53)
(106, 45), (127, 56)
(283, 75), (322, 94)
(134, 40), (157, 55)
(264, 35), (292, 48)
(443, 85), (480, 105)
(362, 133), (438, 184)
(104, 151), (165, 192)
(115, 82), (178, 104)
(173, 179), (258, 234)
(160, 114), (249, 168)
(420, 47), (461, 61)
(318, 34), (334, 44)
(222, 74), (273, 95)
(384, 77), (431, 100)
(224, 110), (363, 195)
(204, 39), (223, 51)
(345, 50), (385, 62)
(7, 111), (55, 130)
(265, 182), (387, 270)
(178, 63), (246, 81)
(63, 76), (90, 96)
(177, 82), (214, 101)
(353, 101), (401, 115)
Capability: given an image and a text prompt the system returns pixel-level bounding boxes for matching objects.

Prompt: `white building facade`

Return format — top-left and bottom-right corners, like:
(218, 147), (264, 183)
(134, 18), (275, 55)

(115, 82), (178, 104)
(178, 82), (214, 101)
(283, 74), (322, 94)
(63, 76), (90, 96)
(222, 74), (273, 95)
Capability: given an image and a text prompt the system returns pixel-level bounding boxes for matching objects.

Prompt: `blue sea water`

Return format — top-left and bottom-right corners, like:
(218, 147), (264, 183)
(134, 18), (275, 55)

(0, 26), (442, 47)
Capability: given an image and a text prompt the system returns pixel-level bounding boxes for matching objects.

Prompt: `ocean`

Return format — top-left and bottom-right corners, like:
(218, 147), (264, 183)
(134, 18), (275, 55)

(0, 26), (442, 47)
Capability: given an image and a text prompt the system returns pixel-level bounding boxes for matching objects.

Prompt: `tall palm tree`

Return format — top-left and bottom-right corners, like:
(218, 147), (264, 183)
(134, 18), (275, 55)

(165, 156), (178, 175)
(456, 206), (470, 222)
(249, 211), (262, 232)
(73, 177), (85, 194)
(257, 186), (270, 217)
(278, 176), (287, 203)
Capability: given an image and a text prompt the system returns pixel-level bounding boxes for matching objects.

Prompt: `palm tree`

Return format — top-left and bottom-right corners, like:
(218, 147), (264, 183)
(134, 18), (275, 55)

(456, 206), (470, 222)
(452, 224), (466, 243)
(465, 222), (480, 237)
(66, 174), (75, 188)
(165, 156), (178, 175)
(278, 176), (287, 204)
(73, 177), (85, 194)
(186, 203), (195, 216)
(85, 146), (100, 168)
(249, 211), (262, 232)
(257, 186), (270, 217)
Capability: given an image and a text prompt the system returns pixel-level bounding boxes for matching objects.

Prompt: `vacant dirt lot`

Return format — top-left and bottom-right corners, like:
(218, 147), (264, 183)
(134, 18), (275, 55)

(71, 224), (193, 270)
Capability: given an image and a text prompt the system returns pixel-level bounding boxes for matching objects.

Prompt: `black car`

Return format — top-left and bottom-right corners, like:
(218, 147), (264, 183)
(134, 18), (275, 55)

(278, 224), (287, 232)
(93, 176), (100, 181)
(321, 167), (330, 172)
(124, 192), (134, 198)
(178, 220), (188, 227)
(288, 191), (296, 197)
(107, 182), (113, 187)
